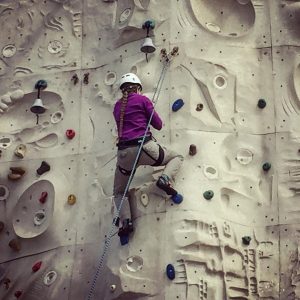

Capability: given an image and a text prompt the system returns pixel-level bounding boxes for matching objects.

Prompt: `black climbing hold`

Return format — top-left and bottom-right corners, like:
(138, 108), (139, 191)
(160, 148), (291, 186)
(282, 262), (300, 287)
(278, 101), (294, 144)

(142, 20), (155, 30)
(196, 103), (204, 111)
(257, 99), (266, 109)
(166, 264), (175, 280)
(37, 161), (51, 175)
(172, 99), (184, 112)
(203, 190), (214, 200)
(189, 144), (197, 156)
(35, 80), (47, 90)
(262, 162), (271, 172)
(242, 236), (251, 245)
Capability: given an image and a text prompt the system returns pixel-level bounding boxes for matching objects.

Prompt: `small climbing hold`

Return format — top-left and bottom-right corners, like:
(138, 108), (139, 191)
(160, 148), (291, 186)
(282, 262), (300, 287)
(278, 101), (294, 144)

(262, 162), (271, 172)
(67, 194), (76, 205)
(35, 80), (48, 90)
(166, 264), (175, 280)
(142, 20), (155, 30)
(3, 278), (10, 289)
(171, 193), (183, 204)
(37, 161), (50, 175)
(242, 236), (251, 245)
(83, 73), (89, 85)
(172, 99), (184, 112)
(14, 291), (22, 298)
(9, 239), (21, 251)
(32, 261), (42, 273)
(71, 74), (79, 85)
(203, 190), (214, 200)
(196, 103), (203, 111)
(66, 129), (76, 140)
(39, 191), (48, 204)
(14, 144), (26, 159)
(257, 99), (266, 109)
(0, 221), (4, 233)
(110, 284), (116, 292)
(189, 144), (197, 156)
(8, 167), (26, 180)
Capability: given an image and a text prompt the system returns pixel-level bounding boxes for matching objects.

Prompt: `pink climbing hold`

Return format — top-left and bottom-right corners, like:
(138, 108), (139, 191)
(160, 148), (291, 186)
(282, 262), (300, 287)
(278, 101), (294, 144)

(32, 261), (42, 272)
(66, 129), (76, 140)
(39, 191), (48, 204)
(14, 291), (22, 298)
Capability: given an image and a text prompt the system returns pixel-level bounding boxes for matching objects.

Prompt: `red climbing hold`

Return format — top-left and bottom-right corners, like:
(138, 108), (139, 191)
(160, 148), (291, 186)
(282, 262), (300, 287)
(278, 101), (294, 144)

(39, 191), (48, 204)
(32, 261), (42, 272)
(14, 291), (22, 298)
(66, 129), (76, 140)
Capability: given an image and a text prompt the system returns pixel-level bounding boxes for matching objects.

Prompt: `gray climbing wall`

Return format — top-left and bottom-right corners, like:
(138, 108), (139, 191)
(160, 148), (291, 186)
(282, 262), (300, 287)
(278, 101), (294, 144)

(0, 0), (299, 299)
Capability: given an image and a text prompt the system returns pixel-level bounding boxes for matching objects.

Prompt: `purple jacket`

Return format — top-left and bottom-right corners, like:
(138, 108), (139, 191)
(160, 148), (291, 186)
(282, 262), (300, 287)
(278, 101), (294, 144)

(113, 93), (163, 141)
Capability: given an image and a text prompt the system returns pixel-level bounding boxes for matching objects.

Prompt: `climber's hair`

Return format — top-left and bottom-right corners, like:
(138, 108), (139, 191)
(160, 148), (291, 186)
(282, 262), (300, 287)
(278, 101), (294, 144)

(118, 83), (141, 139)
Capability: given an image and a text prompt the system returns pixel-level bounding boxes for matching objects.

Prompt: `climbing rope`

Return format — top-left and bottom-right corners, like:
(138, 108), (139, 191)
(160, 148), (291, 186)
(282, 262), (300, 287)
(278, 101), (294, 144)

(86, 47), (178, 300)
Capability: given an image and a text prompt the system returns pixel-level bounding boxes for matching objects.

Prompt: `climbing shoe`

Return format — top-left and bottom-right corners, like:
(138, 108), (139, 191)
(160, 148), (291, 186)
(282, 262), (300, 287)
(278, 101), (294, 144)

(156, 174), (177, 196)
(118, 219), (133, 237)
(118, 219), (133, 246)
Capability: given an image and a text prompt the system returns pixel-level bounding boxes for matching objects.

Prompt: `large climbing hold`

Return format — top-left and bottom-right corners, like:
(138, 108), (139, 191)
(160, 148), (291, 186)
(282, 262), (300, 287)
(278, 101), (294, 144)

(8, 167), (26, 181)
(172, 99), (184, 112)
(166, 264), (175, 280)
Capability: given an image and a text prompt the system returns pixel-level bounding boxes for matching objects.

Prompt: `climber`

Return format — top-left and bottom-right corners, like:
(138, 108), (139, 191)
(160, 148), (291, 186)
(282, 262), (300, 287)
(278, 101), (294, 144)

(113, 73), (184, 238)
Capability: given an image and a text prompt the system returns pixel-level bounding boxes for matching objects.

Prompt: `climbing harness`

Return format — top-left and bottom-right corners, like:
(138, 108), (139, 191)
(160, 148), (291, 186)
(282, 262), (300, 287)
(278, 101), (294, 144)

(86, 47), (179, 300)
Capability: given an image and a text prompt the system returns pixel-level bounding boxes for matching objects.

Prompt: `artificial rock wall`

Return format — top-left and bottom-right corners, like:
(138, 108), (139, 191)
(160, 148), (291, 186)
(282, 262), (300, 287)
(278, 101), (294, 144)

(0, 0), (299, 299)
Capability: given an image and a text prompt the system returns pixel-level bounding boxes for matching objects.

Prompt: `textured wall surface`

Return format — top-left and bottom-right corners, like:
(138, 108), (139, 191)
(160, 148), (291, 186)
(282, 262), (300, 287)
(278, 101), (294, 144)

(0, 0), (299, 299)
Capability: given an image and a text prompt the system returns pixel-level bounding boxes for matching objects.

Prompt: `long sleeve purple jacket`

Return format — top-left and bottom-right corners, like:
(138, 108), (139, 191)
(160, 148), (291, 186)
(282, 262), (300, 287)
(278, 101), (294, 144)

(113, 93), (163, 141)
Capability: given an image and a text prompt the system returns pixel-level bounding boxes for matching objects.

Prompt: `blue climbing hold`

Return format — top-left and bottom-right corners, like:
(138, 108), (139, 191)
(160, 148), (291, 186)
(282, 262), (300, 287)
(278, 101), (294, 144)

(171, 193), (183, 204)
(120, 234), (129, 246)
(166, 264), (175, 280)
(172, 99), (184, 112)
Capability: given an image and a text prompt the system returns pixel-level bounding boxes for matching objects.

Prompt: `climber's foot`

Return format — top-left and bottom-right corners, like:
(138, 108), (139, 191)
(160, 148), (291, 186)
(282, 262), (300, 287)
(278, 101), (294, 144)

(171, 193), (183, 204)
(156, 174), (177, 196)
(118, 219), (133, 245)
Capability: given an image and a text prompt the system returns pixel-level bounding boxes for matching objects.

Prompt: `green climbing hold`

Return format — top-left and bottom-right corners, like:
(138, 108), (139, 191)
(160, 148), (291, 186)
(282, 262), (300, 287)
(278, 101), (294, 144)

(242, 236), (251, 245)
(203, 190), (214, 200)
(262, 162), (271, 172)
(257, 99), (266, 109)
(35, 79), (48, 90)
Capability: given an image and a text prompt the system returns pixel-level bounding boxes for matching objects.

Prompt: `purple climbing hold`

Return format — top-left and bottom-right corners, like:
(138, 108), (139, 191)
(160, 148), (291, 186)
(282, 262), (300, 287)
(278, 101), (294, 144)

(172, 99), (184, 112)
(166, 264), (175, 280)
(37, 161), (50, 175)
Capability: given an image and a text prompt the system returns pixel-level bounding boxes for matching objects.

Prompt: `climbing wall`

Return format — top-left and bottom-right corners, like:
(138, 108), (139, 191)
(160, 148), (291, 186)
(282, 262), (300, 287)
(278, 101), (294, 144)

(0, 0), (299, 299)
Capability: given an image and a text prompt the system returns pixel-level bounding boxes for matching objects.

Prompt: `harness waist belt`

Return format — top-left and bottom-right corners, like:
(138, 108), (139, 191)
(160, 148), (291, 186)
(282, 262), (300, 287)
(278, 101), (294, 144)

(117, 135), (151, 150)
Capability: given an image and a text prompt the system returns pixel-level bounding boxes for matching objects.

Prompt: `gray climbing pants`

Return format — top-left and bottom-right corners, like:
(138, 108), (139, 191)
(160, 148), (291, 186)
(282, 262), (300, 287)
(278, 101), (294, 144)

(113, 139), (183, 221)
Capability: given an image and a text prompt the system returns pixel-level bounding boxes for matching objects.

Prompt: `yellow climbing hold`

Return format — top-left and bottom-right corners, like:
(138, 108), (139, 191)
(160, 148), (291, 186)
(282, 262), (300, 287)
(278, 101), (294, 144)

(67, 194), (76, 205)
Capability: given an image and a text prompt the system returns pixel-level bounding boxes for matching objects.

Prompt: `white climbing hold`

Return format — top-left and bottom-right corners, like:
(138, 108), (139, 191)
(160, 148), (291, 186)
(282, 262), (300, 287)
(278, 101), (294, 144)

(0, 185), (9, 201)
(1, 94), (12, 105)
(2, 44), (17, 58)
(0, 102), (8, 111)
(10, 89), (24, 101)
(140, 193), (149, 207)
(43, 271), (57, 286)
(34, 210), (46, 226)
(203, 165), (218, 179)
(104, 71), (117, 86)
(110, 284), (116, 292)
(126, 256), (143, 272)
(236, 148), (253, 165)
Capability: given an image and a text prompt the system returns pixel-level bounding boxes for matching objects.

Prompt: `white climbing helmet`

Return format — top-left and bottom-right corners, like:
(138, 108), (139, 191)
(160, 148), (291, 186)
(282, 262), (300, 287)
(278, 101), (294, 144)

(119, 73), (142, 90)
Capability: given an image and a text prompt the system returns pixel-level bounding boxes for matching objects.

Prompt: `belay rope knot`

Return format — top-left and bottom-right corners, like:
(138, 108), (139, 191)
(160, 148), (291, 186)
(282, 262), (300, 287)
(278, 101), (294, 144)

(86, 46), (180, 300)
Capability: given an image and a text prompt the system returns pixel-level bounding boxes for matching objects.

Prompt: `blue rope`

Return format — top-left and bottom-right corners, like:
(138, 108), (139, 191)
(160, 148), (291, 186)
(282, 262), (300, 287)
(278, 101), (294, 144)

(86, 60), (169, 300)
